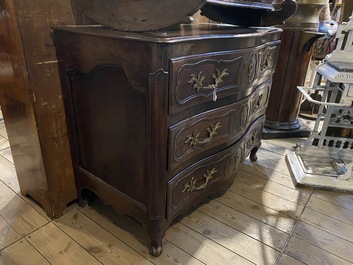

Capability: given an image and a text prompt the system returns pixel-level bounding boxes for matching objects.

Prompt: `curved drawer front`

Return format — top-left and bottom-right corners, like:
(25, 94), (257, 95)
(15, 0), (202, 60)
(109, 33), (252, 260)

(169, 43), (279, 114)
(168, 81), (271, 171)
(167, 116), (265, 219)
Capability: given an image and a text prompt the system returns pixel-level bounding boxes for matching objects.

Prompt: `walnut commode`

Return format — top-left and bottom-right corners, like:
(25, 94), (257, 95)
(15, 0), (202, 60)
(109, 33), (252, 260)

(54, 24), (281, 256)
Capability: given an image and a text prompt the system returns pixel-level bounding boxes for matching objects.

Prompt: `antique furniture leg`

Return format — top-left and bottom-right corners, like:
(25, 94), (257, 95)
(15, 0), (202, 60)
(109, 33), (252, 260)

(250, 147), (259, 162)
(148, 221), (166, 257)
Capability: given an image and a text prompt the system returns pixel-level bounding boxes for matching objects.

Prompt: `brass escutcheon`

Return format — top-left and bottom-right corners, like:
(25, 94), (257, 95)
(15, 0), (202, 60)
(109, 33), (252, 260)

(188, 69), (229, 101)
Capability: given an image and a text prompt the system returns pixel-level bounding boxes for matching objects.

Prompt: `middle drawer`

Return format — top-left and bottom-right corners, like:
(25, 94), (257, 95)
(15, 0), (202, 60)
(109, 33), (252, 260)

(168, 80), (271, 172)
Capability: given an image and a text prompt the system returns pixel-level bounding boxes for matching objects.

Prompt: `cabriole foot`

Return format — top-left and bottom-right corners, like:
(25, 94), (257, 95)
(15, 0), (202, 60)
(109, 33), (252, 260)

(250, 147), (259, 162)
(149, 245), (163, 257)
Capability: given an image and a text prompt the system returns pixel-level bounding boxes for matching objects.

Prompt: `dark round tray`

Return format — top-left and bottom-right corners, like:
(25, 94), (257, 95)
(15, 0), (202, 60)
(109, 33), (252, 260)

(73, 0), (207, 31)
(201, 0), (297, 27)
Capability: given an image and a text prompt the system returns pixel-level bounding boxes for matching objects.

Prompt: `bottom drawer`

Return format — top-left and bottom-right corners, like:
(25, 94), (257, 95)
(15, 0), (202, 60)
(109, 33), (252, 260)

(167, 116), (265, 220)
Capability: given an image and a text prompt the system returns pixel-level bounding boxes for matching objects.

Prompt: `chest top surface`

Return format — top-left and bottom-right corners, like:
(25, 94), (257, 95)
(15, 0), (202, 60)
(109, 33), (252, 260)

(53, 23), (282, 45)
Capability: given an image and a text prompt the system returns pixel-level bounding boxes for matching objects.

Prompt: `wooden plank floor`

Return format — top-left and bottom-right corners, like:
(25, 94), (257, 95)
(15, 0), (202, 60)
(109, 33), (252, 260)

(1, 118), (353, 265)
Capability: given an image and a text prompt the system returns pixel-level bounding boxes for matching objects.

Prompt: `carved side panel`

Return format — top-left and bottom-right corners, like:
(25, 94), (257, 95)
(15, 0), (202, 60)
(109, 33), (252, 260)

(258, 45), (279, 76)
(241, 52), (258, 87)
(69, 65), (149, 205)
(227, 145), (244, 176)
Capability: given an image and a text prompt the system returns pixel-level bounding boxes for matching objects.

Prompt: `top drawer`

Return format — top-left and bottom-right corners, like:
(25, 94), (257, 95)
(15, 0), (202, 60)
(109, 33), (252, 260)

(169, 42), (279, 114)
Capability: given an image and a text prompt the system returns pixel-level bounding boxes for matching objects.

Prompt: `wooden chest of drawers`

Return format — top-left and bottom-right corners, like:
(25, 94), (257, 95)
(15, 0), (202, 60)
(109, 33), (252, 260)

(53, 24), (281, 256)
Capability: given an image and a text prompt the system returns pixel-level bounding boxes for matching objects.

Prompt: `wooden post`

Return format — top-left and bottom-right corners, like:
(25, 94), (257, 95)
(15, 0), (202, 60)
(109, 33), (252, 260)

(263, 29), (322, 138)
(0, 0), (87, 218)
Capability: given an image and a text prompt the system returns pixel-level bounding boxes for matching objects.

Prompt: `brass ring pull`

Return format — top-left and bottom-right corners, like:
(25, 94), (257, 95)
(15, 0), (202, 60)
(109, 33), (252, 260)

(182, 168), (217, 193)
(185, 122), (222, 147)
(188, 69), (229, 102)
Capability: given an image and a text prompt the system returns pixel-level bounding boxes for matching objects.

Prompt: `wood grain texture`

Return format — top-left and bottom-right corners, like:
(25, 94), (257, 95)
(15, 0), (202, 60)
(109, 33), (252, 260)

(0, 181), (49, 237)
(0, 0), (97, 218)
(197, 199), (289, 251)
(214, 190), (297, 233)
(179, 209), (279, 265)
(80, 203), (206, 265)
(266, 30), (319, 124)
(277, 254), (307, 265)
(0, 239), (51, 264)
(240, 163), (296, 188)
(306, 196), (353, 225)
(234, 170), (311, 205)
(0, 154), (19, 193)
(56, 209), (154, 265)
(284, 236), (352, 265)
(294, 222), (353, 262)
(0, 122), (8, 140)
(228, 180), (304, 218)
(0, 147), (13, 164)
(312, 189), (353, 212)
(9, 0), (79, 218)
(0, 0), (47, 209)
(165, 222), (254, 265)
(26, 223), (102, 265)
(0, 215), (20, 250)
(300, 207), (353, 243)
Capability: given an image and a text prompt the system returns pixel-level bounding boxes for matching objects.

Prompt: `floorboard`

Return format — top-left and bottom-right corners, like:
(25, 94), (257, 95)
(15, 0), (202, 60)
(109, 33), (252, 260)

(284, 236), (353, 265)
(165, 222), (254, 265)
(0, 216), (20, 250)
(56, 209), (154, 265)
(178, 209), (279, 265)
(312, 189), (353, 211)
(234, 170), (311, 205)
(0, 117), (353, 264)
(214, 190), (297, 233)
(0, 239), (51, 265)
(197, 199), (289, 251)
(26, 222), (102, 265)
(80, 202), (205, 265)
(0, 181), (49, 237)
(228, 181), (304, 219)
(293, 221), (353, 262)
(300, 207), (353, 243)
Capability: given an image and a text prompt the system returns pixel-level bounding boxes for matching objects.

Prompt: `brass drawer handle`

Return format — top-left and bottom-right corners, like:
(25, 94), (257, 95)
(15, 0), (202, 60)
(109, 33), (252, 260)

(188, 69), (229, 102)
(185, 122), (222, 147)
(182, 168), (217, 193)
